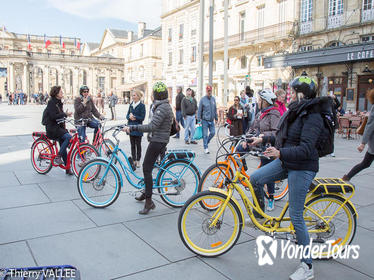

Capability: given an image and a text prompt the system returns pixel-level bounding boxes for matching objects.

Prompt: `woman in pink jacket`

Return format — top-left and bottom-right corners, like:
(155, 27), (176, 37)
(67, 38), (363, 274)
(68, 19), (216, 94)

(275, 89), (287, 116)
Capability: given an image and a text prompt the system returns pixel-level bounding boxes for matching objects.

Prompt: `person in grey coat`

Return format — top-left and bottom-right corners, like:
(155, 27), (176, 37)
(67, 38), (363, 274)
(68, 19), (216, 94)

(343, 89), (374, 181)
(123, 82), (173, 215)
(197, 85), (218, 154)
(181, 88), (198, 144)
(108, 91), (118, 120)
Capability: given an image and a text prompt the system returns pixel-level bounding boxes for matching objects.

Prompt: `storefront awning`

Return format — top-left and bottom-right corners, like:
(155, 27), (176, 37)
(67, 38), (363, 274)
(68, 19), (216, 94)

(264, 42), (374, 69)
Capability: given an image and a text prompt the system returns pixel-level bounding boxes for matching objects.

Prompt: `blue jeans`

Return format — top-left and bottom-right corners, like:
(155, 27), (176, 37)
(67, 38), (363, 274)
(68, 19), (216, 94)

(58, 132), (72, 164)
(250, 159), (316, 265)
(175, 110), (184, 137)
(78, 119), (100, 143)
(184, 115), (196, 142)
(202, 120), (215, 149)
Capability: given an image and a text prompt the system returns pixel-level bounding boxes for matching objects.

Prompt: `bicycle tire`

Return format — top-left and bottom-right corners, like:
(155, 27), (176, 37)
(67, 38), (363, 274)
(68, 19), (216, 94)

(264, 180), (289, 201)
(71, 144), (99, 177)
(98, 138), (116, 157)
(31, 139), (53, 174)
(178, 190), (243, 257)
(157, 159), (201, 208)
(77, 158), (121, 208)
(304, 194), (357, 259)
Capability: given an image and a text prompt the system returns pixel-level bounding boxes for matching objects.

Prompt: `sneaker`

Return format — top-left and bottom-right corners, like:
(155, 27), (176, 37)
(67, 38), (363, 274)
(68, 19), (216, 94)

(289, 262), (314, 280)
(54, 156), (64, 165)
(204, 148), (210, 154)
(173, 135), (179, 139)
(190, 140), (198, 144)
(267, 199), (274, 211)
(185, 140), (190, 144)
(330, 153), (335, 157)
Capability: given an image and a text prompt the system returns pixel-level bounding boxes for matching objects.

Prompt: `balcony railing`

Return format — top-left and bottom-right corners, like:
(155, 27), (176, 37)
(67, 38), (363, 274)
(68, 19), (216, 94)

(327, 14), (344, 29)
(0, 49), (123, 64)
(300, 21), (313, 35)
(362, 9), (374, 23)
(203, 21), (294, 52)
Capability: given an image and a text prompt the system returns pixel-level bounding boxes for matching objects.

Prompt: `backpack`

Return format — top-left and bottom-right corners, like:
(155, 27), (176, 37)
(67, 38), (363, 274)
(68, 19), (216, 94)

(41, 108), (48, 126)
(170, 117), (180, 136)
(314, 98), (336, 157)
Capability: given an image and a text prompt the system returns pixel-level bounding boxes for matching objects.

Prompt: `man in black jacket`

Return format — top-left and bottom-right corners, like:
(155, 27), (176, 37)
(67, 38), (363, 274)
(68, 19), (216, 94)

(181, 88), (198, 144)
(174, 86), (185, 139)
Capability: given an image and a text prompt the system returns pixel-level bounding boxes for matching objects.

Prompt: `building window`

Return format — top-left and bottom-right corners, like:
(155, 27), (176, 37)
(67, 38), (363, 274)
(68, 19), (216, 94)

(241, 56), (247, 69)
(191, 29), (197, 36)
(139, 66), (145, 80)
(179, 49), (183, 64)
(299, 45), (313, 51)
(213, 61), (217, 72)
(361, 34), (374, 42)
(240, 12), (245, 41)
(168, 52), (172, 66)
(191, 46), (196, 62)
(279, 0), (286, 23)
(168, 28), (172, 42)
(98, 77), (105, 90)
(83, 70), (87, 85)
(121, 77), (125, 85)
(363, 0), (374, 10)
(140, 44), (143, 57)
(257, 55), (264, 67)
(179, 24), (184, 39)
(362, 0), (374, 22)
(301, 0), (313, 22)
(326, 41), (343, 47)
(257, 6), (265, 29)
(129, 47), (132, 59)
(328, 0), (344, 16)
(71, 51), (75, 55)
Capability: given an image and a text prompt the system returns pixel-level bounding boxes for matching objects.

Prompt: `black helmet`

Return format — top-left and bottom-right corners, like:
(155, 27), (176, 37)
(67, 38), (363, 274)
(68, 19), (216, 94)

(79, 85), (89, 95)
(290, 71), (317, 99)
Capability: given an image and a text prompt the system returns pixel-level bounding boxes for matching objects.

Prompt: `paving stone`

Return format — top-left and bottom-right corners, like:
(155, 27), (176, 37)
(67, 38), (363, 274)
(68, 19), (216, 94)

(116, 257), (228, 280)
(38, 180), (81, 202)
(13, 169), (74, 185)
(28, 224), (169, 280)
(0, 242), (36, 267)
(0, 171), (20, 188)
(0, 201), (95, 244)
(0, 184), (50, 209)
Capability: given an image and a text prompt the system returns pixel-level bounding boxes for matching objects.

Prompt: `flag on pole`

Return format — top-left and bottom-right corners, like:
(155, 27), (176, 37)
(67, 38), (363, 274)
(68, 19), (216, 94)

(44, 34), (51, 48)
(27, 34), (31, 50)
(59, 35), (65, 48)
(74, 38), (81, 50)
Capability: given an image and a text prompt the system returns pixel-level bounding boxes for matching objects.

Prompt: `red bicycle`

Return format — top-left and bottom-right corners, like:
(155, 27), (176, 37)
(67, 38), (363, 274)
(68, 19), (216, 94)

(31, 119), (99, 177)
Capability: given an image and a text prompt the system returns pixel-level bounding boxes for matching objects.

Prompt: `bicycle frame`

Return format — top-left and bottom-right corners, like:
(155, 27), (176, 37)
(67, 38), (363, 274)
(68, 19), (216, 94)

(96, 143), (196, 191)
(208, 169), (357, 235)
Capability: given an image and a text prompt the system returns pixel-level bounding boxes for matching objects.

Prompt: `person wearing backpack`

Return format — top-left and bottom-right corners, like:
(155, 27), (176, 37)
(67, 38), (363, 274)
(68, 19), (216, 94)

(123, 82), (173, 215)
(248, 73), (326, 280)
(343, 89), (374, 181)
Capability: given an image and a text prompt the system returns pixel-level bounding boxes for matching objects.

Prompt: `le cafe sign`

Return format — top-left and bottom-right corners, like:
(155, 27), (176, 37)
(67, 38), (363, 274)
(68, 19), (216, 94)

(347, 50), (374, 61)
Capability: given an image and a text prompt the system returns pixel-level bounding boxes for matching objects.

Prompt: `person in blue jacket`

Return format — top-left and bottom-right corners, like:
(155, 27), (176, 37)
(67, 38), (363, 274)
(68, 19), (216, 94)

(126, 89), (146, 168)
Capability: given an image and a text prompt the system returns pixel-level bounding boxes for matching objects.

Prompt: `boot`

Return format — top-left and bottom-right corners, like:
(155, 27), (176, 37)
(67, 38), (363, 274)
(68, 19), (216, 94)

(139, 198), (156, 215)
(65, 168), (74, 176)
(342, 175), (350, 182)
(135, 192), (146, 201)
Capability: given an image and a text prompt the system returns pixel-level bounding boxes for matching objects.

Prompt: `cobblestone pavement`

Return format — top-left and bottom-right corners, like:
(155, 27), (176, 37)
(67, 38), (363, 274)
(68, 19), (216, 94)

(0, 104), (373, 280)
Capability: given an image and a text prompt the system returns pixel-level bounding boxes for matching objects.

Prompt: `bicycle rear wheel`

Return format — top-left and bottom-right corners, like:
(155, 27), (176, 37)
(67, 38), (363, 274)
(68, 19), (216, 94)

(31, 139), (53, 174)
(178, 190), (242, 257)
(71, 144), (99, 177)
(304, 194), (357, 259)
(157, 159), (200, 207)
(77, 159), (121, 208)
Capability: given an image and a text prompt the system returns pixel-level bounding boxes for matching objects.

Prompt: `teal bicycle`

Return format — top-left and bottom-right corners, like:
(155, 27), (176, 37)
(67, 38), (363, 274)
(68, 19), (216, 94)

(77, 125), (201, 208)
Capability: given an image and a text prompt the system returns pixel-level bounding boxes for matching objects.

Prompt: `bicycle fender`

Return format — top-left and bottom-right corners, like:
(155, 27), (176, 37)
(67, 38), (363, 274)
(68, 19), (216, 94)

(208, 187), (245, 229)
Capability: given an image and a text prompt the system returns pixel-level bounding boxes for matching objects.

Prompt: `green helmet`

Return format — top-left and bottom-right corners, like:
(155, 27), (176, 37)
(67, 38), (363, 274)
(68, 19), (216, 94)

(153, 82), (168, 100)
(79, 85), (89, 95)
(290, 71), (317, 99)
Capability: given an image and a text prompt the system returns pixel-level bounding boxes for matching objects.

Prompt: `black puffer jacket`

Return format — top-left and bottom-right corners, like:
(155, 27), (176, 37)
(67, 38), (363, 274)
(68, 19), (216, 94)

(45, 97), (68, 140)
(130, 99), (173, 144)
(277, 99), (324, 172)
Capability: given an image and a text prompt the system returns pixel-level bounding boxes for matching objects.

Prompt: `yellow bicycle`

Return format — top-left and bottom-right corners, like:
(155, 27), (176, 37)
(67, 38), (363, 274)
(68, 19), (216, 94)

(178, 149), (358, 258)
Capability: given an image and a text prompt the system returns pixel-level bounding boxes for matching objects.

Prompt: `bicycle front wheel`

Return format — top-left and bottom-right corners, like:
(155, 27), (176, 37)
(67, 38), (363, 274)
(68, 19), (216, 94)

(304, 194), (357, 259)
(157, 159), (200, 207)
(71, 144), (99, 177)
(178, 190), (243, 257)
(98, 139), (115, 157)
(77, 159), (121, 208)
(31, 139), (53, 174)
(264, 179), (289, 201)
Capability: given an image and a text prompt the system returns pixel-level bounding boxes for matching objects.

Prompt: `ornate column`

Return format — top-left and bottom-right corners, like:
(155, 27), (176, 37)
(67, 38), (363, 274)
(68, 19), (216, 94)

(43, 65), (49, 93)
(8, 62), (14, 93)
(105, 68), (110, 94)
(73, 67), (79, 97)
(23, 63), (29, 95)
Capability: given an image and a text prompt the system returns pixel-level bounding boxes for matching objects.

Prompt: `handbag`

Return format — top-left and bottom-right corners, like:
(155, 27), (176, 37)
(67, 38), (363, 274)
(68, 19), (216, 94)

(193, 123), (203, 140)
(357, 116), (368, 135)
(170, 117), (180, 136)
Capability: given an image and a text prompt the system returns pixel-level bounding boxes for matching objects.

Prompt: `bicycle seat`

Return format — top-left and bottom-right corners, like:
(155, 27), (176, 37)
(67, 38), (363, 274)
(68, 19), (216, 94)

(309, 178), (355, 194)
(69, 129), (77, 134)
(166, 150), (195, 160)
(32, 132), (46, 138)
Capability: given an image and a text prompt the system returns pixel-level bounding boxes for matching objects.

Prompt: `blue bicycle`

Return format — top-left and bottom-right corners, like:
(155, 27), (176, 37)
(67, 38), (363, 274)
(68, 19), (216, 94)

(77, 125), (201, 208)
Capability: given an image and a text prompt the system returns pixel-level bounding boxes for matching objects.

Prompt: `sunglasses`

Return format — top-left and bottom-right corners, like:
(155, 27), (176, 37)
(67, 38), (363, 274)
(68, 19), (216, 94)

(83, 90), (89, 93)
(234, 99), (239, 101)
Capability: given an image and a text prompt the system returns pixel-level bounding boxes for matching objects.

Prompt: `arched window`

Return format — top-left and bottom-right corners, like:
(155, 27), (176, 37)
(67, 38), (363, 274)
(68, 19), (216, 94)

(325, 41), (344, 48)
(83, 70), (87, 85)
(241, 56), (247, 69)
(139, 66), (145, 80)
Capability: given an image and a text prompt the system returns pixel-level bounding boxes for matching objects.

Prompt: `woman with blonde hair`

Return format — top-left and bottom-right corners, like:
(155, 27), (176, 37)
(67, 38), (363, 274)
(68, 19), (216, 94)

(126, 89), (146, 167)
(343, 89), (374, 181)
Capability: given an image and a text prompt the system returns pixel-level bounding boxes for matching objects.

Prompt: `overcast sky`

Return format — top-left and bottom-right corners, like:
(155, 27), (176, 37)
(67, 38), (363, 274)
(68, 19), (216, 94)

(0, 0), (162, 43)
